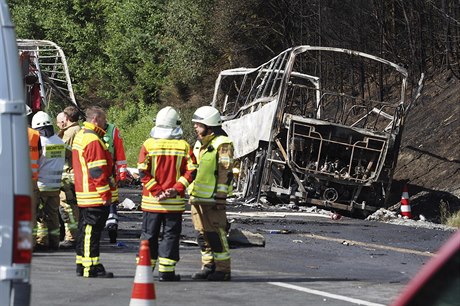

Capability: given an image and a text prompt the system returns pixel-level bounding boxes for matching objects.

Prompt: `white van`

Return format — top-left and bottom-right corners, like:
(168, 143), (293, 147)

(0, 1), (33, 305)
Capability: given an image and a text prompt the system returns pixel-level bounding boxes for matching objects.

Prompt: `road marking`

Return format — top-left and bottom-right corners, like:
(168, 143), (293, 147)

(268, 282), (385, 306)
(300, 233), (434, 257)
(121, 210), (331, 219)
(225, 211), (331, 218)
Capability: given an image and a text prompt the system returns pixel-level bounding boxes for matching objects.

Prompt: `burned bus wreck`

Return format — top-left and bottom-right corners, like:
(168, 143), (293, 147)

(213, 46), (423, 214)
(16, 39), (80, 112)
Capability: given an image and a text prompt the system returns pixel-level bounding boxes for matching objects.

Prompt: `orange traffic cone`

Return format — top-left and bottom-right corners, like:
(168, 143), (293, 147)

(400, 184), (412, 219)
(129, 240), (156, 306)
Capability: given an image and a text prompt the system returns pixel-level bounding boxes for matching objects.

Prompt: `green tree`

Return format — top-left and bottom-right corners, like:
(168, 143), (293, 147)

(8, 0), (107, 98)
(100, 0), (167, 104)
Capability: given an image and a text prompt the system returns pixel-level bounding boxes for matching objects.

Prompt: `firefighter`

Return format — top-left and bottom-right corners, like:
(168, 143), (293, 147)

(102, 121), (127, 243)
(73, 106), (114, 278)
(189, 106), (234, 281)
(56, 106), (81, 249)
(32, 111), (66, 251)
(137, 106), (197, 281)
(26, 105), (42, 248)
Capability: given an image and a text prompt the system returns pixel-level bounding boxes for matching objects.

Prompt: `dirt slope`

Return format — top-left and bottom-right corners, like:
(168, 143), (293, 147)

(392, 70), (460, 222)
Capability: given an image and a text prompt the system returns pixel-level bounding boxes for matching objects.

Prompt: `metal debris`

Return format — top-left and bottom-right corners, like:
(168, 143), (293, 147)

(227, 228), (265, 247)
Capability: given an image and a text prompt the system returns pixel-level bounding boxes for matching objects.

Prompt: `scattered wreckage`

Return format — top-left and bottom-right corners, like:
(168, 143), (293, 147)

(213, 46), (423, 215)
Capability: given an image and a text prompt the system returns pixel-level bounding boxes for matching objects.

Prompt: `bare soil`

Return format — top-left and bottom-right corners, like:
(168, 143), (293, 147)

(391, 70), (460, 223)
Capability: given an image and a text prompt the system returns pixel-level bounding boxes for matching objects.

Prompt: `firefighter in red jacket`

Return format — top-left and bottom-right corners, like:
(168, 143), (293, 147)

(72, 106), (114, 278)
(137, 106), (197, 281)
(103, 122), (127, 243)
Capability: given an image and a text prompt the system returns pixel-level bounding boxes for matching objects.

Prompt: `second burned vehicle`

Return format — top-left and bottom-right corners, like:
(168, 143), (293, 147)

(212, 46), (423, 215)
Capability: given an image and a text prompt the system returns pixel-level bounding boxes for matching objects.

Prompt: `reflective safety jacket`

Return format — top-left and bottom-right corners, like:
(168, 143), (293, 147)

(190, 134), (234, 205)
(37, 134), (66, 192)
(137, 138), (197, 213)
(28, 128), (41, 181)
(72, 122), (113, 207)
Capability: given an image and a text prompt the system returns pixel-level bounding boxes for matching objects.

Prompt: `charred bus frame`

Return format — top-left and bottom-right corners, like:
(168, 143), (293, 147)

(212, 46), (422, 214)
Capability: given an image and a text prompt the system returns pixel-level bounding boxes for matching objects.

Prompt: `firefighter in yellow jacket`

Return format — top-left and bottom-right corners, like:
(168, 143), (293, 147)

(189, 106), (234, 281)
(72, 106), (114, 278)
(56, 106), (81, 249)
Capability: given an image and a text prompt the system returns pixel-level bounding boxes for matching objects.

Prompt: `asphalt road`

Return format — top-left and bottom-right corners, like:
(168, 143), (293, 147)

(30, 193), (456, 306)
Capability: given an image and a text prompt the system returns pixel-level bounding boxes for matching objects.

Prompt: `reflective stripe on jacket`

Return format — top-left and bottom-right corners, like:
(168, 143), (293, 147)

(138, 138), (196, 213)
(37, 134), (66, 191)
(72, 122), (113, 207)
(28, 128), (40, 181)
(190, 135), (233, 201)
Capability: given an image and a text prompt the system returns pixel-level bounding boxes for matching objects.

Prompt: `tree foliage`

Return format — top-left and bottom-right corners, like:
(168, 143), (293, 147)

(7, 0), (460, 109)
(100, 0), (167, 104)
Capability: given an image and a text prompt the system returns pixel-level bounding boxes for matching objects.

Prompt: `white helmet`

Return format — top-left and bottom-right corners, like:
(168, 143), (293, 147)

(32, 111), (52, 128)
(192, 106), (222, 126)
(155, 106), (181, 128)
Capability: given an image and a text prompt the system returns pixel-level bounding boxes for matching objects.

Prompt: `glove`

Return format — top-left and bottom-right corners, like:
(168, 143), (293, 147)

(109, 176), (116, 188)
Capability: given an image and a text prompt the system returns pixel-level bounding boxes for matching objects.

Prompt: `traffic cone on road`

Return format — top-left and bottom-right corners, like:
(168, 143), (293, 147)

(400, 184), (412, 219)
(129, 240), (156, 306)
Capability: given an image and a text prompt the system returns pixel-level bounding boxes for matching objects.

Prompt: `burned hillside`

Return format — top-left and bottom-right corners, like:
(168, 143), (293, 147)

(391, 70), (460, 222)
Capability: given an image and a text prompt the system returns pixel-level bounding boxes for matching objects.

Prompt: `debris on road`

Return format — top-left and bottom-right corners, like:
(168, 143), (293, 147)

(228, 228), (265, 247)
(254, 228), (291, 235)
(119, 198), (137, 210)
(366, 208), (456, 231)
(331, 213), (342, 220)
(180, 240), (199, 246)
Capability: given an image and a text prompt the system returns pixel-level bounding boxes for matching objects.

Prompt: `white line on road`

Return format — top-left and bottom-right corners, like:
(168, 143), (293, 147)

(268, 282), (386, 306)
(300, 233), (434, 257)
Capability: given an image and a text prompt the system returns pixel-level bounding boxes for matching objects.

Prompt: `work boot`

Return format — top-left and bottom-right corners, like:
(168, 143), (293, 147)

(106, 214), (118, 243)
(159, 272), (181, 282)
(87, 264), (114, 278)
(59, 240), (76, 249)
(108, 229), (117, 244)
(107, 223), (118, 243)
(49, 242), (60, 251)
(207, 271), (231, 281)
(33, 244), (49, 252)
(76, 264), (83, 277)
(191, 265), (215, 280)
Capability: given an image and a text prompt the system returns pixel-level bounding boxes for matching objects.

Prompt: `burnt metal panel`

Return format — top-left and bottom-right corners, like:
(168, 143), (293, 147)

(213, 45), (422, 213)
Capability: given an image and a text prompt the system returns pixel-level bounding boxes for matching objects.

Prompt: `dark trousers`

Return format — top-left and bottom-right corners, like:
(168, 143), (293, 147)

(140, 212), (182, 272)
(109, 202), (117, 215)
(76, 206), (109, 272)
